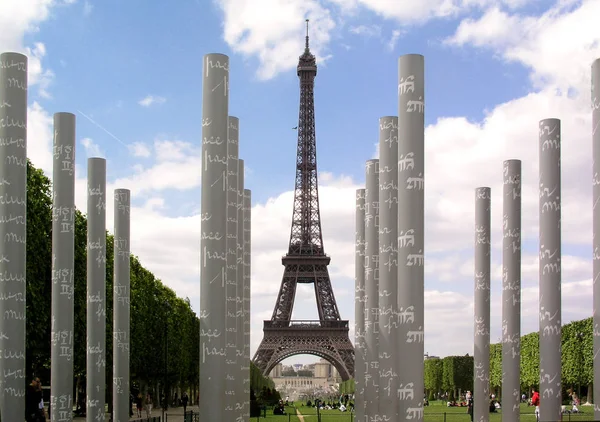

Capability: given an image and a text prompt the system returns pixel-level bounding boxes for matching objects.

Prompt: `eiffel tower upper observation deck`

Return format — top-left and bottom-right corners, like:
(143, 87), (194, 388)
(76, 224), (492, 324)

(252, 20), (355, 380)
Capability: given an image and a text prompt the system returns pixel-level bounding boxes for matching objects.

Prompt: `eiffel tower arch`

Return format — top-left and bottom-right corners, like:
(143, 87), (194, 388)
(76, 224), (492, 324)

(252, 21), (355, 381)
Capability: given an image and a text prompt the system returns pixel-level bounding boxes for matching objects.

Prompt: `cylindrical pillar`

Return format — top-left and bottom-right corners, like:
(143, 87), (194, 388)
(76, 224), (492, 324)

(50, 112), (76, 422)
(200, 53), (229, 421)
(0, 52), (28, 420)
(113, 188), (130, 422)
(225, 116), (239, 420)
(592, 58), (600, 421)
(354, 188), (366, 422)
(364, 159), (379, 420)
(539, 118), (562, 422)
(378, 116), (399, 420)
(397, 54), (425, 421)
(236, 158), (245, 420)
(474, 187), (491, 422)
(502, 160), (521, 422)
(86, 157), (107, 422)
(242, 188), (252, 422)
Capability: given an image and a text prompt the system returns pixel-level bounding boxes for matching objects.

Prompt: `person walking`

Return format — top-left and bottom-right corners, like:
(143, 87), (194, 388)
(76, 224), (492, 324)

(136, 393), (143, 418)
(182, 392), (189, 414)
(25, 377), (44, 422)
(531, 388), (540, 422)
(466, 391), (474, 422)
(145, 393), (153, 418)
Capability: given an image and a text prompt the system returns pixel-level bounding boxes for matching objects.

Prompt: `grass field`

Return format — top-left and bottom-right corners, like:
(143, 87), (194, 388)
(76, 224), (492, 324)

(252, 401), (593, 422)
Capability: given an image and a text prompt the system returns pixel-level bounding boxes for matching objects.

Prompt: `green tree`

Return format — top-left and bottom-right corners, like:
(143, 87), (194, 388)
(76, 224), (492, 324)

(424, 358), (443, 396)
(25, 161), (53, 381)
(23, 160), (201, 403)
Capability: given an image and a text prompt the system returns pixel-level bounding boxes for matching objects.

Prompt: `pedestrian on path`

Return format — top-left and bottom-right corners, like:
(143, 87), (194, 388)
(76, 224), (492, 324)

(145, 393), (153, 418)
(182, 392), (189, 414)
(136, 393), (143, 418)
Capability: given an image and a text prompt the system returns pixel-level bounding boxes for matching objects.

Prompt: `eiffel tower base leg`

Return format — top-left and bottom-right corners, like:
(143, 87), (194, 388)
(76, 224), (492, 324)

(253, 322), (355, 381)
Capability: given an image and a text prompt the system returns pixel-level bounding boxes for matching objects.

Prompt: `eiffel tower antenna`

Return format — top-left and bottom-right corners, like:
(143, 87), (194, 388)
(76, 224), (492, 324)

(252, 21), (354, 381)
(305, 19), (310, 51)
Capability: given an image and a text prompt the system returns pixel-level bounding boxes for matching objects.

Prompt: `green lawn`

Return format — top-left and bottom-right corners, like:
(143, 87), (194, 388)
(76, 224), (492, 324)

(252, 402), (593, 422)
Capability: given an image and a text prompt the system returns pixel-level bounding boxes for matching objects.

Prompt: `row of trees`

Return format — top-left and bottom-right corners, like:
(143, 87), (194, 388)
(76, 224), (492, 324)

(25, 160), (200, 406)
(424, 355), (473, 399)
(424, 317), (594, 399)
(25, 160), (279, 406)
(341, 317), (594, 400)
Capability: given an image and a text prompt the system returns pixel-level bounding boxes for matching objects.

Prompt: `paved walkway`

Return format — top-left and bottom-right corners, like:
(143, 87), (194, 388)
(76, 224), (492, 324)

(295, 407), (305, 422)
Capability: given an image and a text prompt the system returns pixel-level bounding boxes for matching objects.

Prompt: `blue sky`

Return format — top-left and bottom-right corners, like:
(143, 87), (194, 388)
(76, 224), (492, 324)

(5, 0), (600, 365)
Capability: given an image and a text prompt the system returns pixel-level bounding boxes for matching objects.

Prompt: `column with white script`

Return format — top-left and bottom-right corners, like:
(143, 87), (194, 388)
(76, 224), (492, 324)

(397, 54), (425, 422)
(225, 116), (239, 420)
(242, 188), (252, 422)
(538, 118), (562, 422)
(0, 52), (28, 420)
(50, 112), (76, 422)
(592, 58), (600, 421)
(378, 116), (399, 420)
(87, 157), (107, 422)
(502, 160), (521, 422)
(236, 158), (245, 420)
(199, 53), (229, 421)
(474, 187), (491, 422)
(364, 159), (380, 420)
(113, 189), (131, 422)
(354, 188), (366, 422)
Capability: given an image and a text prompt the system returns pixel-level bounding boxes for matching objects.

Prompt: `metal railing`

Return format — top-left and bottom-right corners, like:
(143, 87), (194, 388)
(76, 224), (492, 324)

(129, 417), (161, 422)
(163, 410), (199, 422)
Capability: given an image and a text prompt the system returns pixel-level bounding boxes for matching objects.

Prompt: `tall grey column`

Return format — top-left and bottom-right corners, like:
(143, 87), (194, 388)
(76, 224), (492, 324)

(50, 113), (76, 422)
(364, 159), (379, 420)
(0, 52), (27, 420)
(378, 116), (399, 420)
(474, 187), (491, 422)
(225, 116), (239, 420)
(236, 158), (245, 420)
(200, 53), (229, 422)
(113, 189), (130, 422)
(86, 157), (107, 422)
(354, 188), (366, 422)
(592, 58), (600, 420)
(539, 118), (562, 422)
(502, 161), (521, 422)
(242, 189), (251, 422)
(397, 54), (425, 422)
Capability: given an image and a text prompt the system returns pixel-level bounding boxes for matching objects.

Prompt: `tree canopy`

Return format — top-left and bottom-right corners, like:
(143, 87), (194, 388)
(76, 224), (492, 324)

(25, 160), (199, 399)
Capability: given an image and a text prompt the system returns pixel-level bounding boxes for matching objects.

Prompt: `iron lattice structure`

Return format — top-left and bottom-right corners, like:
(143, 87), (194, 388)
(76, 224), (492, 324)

(252, 22), (355, 381)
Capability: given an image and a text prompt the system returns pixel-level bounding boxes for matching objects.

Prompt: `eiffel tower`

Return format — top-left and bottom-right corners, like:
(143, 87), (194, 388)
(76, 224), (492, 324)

(252, 20), (355, 381)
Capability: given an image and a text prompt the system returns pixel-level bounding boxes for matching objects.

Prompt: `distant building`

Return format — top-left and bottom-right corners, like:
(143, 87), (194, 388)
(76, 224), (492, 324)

(269, 359), (341, 400)
(424, 353), (440, 360)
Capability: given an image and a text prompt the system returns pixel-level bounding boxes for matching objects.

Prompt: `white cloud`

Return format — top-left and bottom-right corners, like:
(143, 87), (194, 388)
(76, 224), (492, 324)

(27, 102), (54, 174)
(215, 0), (539, 80)
(349, 24), (381, 37)
(215, 0), (336, 80)
(0, 0), (76, 173)
(138, 95), (166, 107)
(386, 29), (403, 51)
(83, 0), (93, 16)
(0, 1), (77, 97)
(110, 139), (201, 195)
(80, 137), (104, 158)
(445, 0), (600, 90)
(129, 141), (152, 158)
